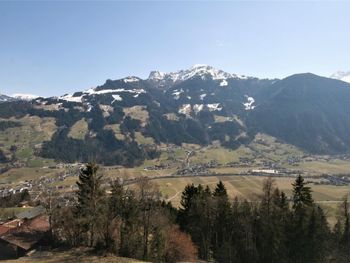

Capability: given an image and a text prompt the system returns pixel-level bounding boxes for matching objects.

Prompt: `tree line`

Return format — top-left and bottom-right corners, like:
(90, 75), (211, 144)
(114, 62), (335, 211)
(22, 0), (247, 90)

(46, 163), (350, 262)
(48, 163), (196, 263)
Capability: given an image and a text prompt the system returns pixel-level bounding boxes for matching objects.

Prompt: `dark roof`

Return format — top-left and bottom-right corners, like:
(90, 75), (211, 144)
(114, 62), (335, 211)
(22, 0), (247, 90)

(16, 206), (46, 220)
(0, 216), (49, 250)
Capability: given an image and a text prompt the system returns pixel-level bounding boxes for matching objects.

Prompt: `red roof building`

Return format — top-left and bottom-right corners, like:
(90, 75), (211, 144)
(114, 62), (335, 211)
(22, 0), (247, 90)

(0, 215), (50, 260)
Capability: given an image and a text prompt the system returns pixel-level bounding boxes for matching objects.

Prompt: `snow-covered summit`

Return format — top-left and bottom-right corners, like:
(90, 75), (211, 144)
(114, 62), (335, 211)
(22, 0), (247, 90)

(148, 71), (167, 80)
(12, 93), (39, 101)
(330, 71), (350, 83)
(148, 64), (248, 83)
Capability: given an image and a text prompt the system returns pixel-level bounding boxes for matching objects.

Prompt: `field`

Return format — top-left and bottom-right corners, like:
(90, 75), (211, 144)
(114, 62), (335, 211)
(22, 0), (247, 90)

(151, 175), (350, 225)
(151, 176), (350, 206)
(1, 125), (350, 225)
(0, 167), (64, 186)
(139, 133), (350, 176)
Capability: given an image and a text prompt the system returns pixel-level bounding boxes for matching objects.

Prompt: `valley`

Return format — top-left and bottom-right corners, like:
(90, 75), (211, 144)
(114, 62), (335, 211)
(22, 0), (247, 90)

(1, 66), (350, 225)
(2, 131), (350, 225)
(2, 65), (350, 261)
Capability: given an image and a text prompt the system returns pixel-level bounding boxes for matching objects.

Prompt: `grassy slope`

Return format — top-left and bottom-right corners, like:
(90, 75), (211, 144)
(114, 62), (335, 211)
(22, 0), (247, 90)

(0, 167), (64, 186)
(68, 118), (88, 140)
(2, 248), (147, 263)
(1, 120), (350, 223)
(1, 114), (350, 176)
(0, 115), (57, 167)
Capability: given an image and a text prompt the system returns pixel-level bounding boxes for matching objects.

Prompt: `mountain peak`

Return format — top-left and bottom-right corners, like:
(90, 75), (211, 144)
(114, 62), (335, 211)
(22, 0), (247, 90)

(148, 64), (248, 83)
(148, 70), (167, 80)
(191, 63), (210, 69)
(12, 93), (40, 101)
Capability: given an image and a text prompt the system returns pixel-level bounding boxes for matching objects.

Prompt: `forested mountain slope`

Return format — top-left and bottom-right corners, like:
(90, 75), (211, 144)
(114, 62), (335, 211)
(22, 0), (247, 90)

(1, 65), (350, 166)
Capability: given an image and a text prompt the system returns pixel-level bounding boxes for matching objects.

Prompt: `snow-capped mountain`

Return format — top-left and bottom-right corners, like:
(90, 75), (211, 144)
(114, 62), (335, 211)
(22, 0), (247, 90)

(330, 71), (350, 83)
(149, 64), (249, 87)
(2, 66), (350, 166)
(12, 93), (40, 101)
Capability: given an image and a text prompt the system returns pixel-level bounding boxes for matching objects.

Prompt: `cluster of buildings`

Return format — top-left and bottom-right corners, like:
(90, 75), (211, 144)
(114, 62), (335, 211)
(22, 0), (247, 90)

(316, 175), (350, 186)
(0, 167), (79, 199)
(143, 163), (172, 171)
(0, 184), (31, 198)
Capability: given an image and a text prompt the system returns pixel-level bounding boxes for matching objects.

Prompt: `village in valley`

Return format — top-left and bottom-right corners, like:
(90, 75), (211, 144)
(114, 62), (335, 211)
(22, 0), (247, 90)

(2, 135), (350, 259)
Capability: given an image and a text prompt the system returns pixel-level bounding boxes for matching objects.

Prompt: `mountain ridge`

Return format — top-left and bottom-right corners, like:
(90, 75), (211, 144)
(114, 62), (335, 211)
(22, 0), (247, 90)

(1, 66), (350, 166)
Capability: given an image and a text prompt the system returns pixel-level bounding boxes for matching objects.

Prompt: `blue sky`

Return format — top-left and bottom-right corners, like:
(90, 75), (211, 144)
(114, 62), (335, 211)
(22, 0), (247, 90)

(0, 1), (349, 97)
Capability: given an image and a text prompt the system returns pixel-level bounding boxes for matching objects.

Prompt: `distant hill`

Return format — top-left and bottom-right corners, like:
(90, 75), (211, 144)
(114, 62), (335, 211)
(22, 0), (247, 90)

(248, 73), (350, 154)
(1, 65), (350, 166)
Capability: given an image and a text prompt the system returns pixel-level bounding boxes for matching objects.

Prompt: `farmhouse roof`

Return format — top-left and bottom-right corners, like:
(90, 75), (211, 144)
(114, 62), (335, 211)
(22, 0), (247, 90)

(0, 215), (49, 250)
(16, 205), (46, 220)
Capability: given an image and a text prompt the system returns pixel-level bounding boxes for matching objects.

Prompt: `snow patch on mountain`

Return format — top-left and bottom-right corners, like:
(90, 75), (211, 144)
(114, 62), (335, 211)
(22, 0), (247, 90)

(59, 87), (146, 103)
(330, 71), (350, 83)
(123, 76), (140, 83)
(207, 103), (222, 112)
(112, 94), (122, 102)
(172, 89), (184, 100)
(220, 79), (228, 86)
(178, 103), (222, 115)
(85, 88), (145, 95)
(86, 103), (93, 112)
(193, 104), (204, 114)
(178, 104), (192, 115)
(60, 94), (84, 103)
(243, 95), (255, 110)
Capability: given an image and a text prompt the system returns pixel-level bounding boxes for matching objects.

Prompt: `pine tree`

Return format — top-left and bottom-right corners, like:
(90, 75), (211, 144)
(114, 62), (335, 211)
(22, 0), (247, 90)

(212, 181), (232, 262)
(75, 162), (106, 247)
(288, 174), (315, 263)
(178, 184), (198, 230)
(335, 196), (350, 262)
(177, 184), (214, 261)
(292, 174), (313, 212)
(198, 185), (213, 260)
(301, 205), (329, 263)
(257, 178), (288, 263)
